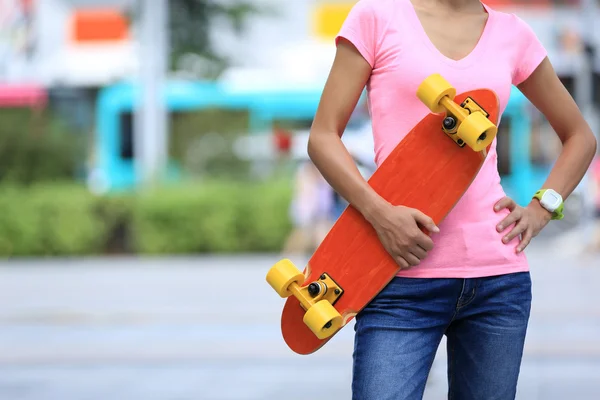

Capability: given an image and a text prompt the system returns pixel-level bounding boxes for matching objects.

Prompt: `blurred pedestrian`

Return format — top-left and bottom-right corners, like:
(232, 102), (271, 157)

(282, 160), (334, 255)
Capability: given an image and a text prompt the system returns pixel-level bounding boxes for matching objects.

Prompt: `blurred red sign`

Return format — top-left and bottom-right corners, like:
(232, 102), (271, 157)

(70, 9), (129, 43)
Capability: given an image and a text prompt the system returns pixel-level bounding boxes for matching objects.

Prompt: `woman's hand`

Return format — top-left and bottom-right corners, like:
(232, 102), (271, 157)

(494, 196), (552, 253)
(367, 203), (439, 269)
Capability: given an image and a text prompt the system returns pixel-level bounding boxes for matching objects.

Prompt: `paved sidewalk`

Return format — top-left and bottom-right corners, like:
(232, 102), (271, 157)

(0, 239), (599, 399)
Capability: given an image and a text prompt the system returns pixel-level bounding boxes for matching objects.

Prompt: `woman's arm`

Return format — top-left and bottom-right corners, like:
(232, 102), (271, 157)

(496, 57), (597, 252)
(307, 39), (384, 219)
(307, 39), (438, 269)
(518, 57), (597, 198)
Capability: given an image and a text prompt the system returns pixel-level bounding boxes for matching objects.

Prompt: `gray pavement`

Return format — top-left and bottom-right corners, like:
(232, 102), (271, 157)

(0, 234), (599, 400)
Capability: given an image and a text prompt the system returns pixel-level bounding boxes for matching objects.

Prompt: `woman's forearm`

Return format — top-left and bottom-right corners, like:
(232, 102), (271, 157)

(307, 131), (387, 222)
(540, 130), (597, 199)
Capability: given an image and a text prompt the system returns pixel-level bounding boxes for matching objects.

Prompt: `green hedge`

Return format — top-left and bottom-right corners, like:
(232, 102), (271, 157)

(132, 180), (293, 254)
(0, 184), (107, 256)
(0, 180), (293, 257)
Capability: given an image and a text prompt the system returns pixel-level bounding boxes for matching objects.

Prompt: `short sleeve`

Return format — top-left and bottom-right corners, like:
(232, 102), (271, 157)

(512, 16), (547, 86)
(335, 0), (379, 68)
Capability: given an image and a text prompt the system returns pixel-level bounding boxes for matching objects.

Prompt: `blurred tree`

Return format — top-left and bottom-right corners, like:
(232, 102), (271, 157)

(167, 0), (266, 78)
(0, 108), (84, 185)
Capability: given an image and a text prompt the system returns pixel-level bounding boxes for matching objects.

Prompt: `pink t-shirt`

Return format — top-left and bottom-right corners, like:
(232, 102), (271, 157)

(336, 0), (547, 278)
(593, 157), (600, 209)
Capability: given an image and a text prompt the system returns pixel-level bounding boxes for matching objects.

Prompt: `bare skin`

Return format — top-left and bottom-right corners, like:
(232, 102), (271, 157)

(307, 0), (597, 269)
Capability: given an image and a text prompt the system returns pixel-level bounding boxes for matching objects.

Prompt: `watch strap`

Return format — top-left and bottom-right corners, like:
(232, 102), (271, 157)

(533, 189), (564, 220)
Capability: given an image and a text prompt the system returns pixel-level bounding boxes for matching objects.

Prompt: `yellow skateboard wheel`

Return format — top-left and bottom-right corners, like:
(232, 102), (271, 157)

(266, 259), (305, 298)
(303, 300), (343, 339)
(457, 112), (497, 151)
(417, 73), (456, 113)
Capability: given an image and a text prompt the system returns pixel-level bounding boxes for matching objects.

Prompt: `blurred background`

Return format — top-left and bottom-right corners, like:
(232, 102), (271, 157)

(0, 0), (599, 399)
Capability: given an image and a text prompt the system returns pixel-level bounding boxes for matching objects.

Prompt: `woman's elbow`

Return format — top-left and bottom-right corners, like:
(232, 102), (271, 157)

(307, 129), (332, 162)
(568, 125), (597, 161)
(584, 129), (597, 160)
(307, 133), (318, 162)
(590, 132), (598, 156)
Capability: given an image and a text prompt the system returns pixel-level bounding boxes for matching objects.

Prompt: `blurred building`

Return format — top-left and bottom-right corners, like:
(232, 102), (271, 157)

(2, 0), (599, 108)
(0, 0), (135, 129)
(214, 0), (597, 78)
(0, 0), (597, 192)
(1, 0), (596, 115)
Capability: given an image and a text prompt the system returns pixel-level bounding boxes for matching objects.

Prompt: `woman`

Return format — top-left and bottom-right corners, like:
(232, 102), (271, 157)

(307, 0), (597, 399)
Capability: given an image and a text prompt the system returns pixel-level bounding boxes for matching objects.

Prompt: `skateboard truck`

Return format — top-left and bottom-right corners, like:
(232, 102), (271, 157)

(417, 73), (497, 152)
(266, 260), (344, 339)
(305, 273), (344, 309)
(440, 97), (490, 148)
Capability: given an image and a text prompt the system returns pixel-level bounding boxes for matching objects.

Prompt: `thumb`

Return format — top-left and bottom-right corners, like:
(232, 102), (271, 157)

(411, 209), (440, 233)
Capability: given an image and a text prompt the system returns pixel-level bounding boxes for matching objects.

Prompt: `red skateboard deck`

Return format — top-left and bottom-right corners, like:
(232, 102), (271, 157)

(267, 77), (499, 355)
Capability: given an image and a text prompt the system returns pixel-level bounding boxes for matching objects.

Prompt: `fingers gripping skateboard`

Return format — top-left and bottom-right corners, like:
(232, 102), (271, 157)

(266, 259), (343, 340)
(417, 73), (498, 152)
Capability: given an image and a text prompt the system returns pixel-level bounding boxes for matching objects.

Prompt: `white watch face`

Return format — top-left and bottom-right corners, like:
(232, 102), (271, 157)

(541, 190), (562, 212)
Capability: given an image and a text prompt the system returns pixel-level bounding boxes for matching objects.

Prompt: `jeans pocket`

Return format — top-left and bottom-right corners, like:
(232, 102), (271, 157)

(481, 272), (533, 328)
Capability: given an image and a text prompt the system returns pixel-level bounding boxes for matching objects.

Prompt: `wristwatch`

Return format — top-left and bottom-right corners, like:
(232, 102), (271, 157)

(533, 189), (564, 220)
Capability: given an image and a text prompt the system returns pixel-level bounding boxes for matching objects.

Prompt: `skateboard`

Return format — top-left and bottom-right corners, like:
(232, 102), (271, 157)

(266, 74), (500, 355)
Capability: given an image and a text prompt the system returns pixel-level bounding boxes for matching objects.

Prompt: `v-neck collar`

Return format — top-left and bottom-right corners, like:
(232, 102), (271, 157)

(403, 0), (495, 68)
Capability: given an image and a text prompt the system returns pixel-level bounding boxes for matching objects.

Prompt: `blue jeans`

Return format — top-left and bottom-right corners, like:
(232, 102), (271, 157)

(352, 272), (532, 400)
